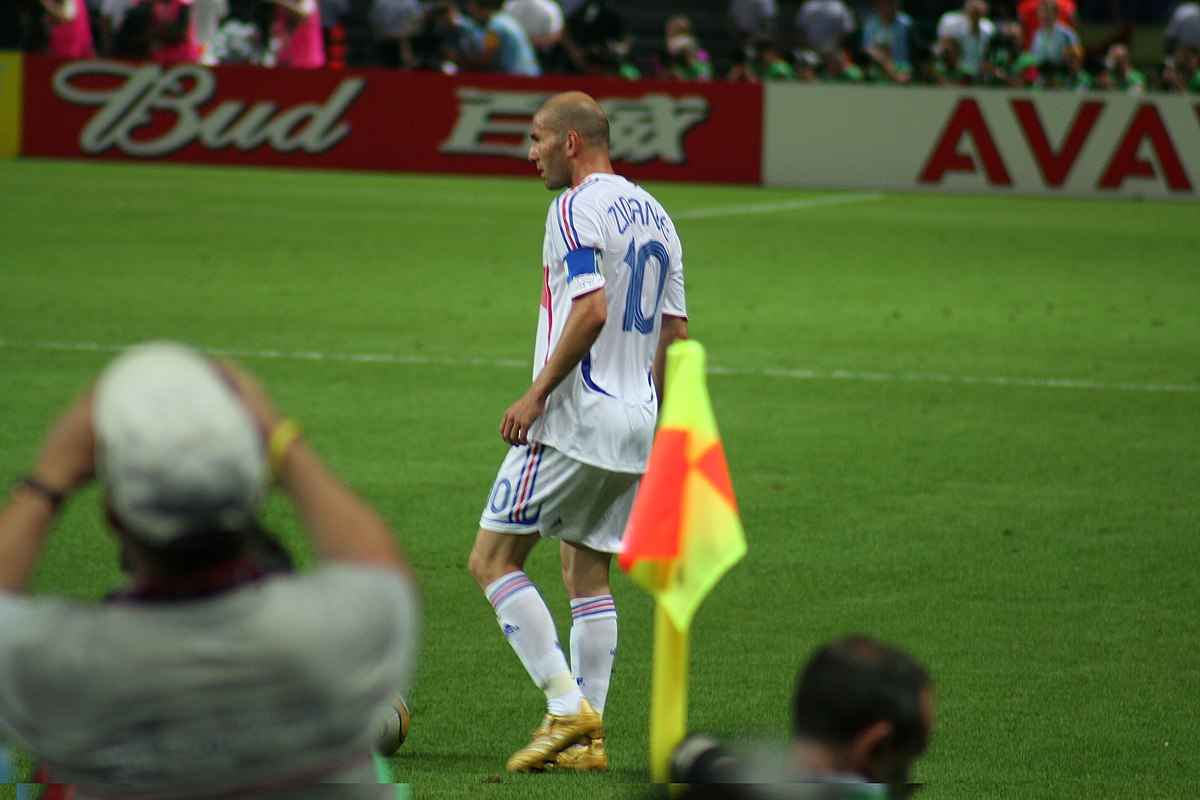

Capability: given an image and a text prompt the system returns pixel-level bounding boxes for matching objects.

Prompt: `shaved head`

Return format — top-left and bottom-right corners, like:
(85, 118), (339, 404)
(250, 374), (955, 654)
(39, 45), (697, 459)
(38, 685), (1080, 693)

(535, 91), (610, 151)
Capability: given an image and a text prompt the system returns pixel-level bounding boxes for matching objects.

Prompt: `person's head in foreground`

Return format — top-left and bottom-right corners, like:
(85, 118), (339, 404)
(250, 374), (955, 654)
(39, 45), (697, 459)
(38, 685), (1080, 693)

(791, 635), (934, 793)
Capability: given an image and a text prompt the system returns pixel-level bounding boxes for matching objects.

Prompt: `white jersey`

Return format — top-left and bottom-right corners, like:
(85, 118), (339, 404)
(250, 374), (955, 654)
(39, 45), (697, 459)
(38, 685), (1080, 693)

(529, 172), (686, 473)
(0, 565), (419, 799)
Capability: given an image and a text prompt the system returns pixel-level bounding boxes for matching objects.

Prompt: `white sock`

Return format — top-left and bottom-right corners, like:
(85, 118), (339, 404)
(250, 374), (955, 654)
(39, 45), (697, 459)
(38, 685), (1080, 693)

(486, 572), (583, 716)
(569, 595), (618, 717)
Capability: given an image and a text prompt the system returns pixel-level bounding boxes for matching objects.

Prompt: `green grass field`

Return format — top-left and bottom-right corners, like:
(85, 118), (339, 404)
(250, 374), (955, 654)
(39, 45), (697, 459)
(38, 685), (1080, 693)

(1, 159), (1198, 799)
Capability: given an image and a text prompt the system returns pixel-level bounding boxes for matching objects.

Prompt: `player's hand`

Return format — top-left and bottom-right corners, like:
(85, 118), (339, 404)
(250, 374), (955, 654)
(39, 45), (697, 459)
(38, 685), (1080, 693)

(500, 389), (546, 446)
(33, 391), (96, 494)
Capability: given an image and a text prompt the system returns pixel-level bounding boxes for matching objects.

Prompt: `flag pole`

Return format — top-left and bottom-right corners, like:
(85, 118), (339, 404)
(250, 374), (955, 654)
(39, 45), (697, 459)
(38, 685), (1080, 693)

(649, 600), (689, 784)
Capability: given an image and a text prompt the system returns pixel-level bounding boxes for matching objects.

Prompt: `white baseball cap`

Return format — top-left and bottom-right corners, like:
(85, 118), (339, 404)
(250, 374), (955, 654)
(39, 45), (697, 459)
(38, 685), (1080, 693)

(93, 342), (268, 547)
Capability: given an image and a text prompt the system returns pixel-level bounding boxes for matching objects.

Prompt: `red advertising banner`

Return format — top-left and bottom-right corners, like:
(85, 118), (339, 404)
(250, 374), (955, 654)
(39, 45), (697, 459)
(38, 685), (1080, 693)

(21, 56), (762, 184)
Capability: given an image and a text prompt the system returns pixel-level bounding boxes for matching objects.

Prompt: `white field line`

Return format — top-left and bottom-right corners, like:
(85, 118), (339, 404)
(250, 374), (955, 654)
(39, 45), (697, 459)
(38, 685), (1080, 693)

(2, 339), (1197, 395)
(673, 193), (884, 220)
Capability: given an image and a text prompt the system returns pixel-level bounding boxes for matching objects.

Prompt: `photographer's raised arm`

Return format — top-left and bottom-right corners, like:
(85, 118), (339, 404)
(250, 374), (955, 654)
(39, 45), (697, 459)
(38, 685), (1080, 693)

(0, 393), (95, 592)
(218, 360), (411, 577)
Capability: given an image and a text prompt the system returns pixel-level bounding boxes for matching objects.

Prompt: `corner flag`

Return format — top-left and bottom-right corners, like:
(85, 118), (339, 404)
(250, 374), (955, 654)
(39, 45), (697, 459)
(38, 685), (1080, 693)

(619, 339), (746, 782)
(619, 339), (746, 631)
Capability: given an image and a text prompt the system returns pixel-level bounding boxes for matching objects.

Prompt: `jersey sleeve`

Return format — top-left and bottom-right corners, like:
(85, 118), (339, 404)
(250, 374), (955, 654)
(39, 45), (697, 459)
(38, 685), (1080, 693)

(662, 238), (687, 319)
(553, 188), (609, 299)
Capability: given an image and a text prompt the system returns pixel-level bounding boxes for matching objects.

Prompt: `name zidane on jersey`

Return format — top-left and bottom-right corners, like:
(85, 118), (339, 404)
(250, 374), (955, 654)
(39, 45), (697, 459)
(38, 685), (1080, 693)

(51, 61), (365, 157)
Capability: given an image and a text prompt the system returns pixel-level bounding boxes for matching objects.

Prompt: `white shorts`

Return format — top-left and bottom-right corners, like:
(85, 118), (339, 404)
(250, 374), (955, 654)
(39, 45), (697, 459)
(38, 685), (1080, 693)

(479, 442), (640, 554)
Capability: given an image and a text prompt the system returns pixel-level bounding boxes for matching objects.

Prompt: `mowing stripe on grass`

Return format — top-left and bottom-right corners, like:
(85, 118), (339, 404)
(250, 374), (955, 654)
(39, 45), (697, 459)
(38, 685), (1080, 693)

(4, 339), (1197, 395)
(673, 193), (884, 220)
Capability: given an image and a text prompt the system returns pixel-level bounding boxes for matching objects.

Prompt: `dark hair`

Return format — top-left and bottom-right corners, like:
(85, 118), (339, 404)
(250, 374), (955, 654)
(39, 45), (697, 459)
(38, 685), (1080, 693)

(792, 635), (931, 756)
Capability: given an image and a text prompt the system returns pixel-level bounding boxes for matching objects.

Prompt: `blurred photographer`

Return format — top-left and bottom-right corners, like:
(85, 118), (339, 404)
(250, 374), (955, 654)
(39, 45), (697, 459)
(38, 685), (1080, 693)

(671, 635), (934, 800)
(0, 342), (420, 798)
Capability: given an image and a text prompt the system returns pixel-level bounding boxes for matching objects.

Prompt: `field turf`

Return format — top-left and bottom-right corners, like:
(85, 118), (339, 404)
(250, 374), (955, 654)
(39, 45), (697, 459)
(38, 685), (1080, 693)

(0, 159), (1197, 799)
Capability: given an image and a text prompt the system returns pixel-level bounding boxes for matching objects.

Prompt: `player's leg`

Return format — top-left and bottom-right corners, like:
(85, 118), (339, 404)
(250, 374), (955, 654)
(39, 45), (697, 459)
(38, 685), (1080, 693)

(556, 540), (617, 773)
(472, 445), (598, 771)
(468, 527), (581, 715)
(560, 541), (618, 715)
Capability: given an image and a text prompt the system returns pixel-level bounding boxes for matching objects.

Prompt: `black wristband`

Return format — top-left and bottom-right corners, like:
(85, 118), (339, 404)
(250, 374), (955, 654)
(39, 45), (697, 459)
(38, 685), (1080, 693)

(14, 475), (67, 512)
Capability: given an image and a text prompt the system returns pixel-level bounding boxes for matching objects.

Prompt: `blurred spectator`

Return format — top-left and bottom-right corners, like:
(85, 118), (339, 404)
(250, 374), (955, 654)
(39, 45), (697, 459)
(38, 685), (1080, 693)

(368, 0), (422, 67)
(728, 0), (777, 49)
(142, 0), (200, 63)
(1162, 41), (1200, 91)
(459, 0), (540, 75)
(502, 0), (562, 54)
(579, 41), (639, 78)
(107, 0), (154, 55)
(98, 0), (136, 52)
(316, 0), (347, 66)
(862, 0), (919, 70)
(1094, 42), (1145, 92)
(980, 20), (1032, 85)
(815, 45), (863, 81)
(212, 9), (266, 61)
(670, 635), (934, 800)
(1017, 0), (1075, 48)
(794, 0), (854, 58)
(40, 0), (97, 57)
(1164, 2), (1200, 53)
(1060, 42), (1093, 89)
(653, 14), (713, 81)
(928, 34), (973, 84)
(504, 0), (569, 72)
(266, 0), (325, 67)
(1027, 0), (1079, 80)
(561, 0), (629, 75)
(729, 34), (798, 81)
(192, 0), (229, 63)
(417, 1), (483, 73)
(0, 0), (46, 51)
(937, 0), (995, 82)
(865, 39), (911, 83)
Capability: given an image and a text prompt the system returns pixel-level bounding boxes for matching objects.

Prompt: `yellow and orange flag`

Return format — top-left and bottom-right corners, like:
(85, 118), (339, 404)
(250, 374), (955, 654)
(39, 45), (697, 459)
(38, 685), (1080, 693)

(619, 339), (746, 781)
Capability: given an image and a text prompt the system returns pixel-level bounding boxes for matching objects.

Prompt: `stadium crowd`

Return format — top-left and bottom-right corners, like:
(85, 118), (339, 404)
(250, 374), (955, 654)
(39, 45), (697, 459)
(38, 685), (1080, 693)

(2, 0), (1199, 91)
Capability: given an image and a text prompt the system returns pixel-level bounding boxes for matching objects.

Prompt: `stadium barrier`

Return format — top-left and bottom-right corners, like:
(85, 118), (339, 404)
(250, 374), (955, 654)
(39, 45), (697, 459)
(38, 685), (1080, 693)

(11, 53), (1200, 199)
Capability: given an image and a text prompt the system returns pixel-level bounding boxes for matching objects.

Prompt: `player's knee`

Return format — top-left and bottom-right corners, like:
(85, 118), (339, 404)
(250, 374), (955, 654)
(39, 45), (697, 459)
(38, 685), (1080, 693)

(467, 546), (494, 588)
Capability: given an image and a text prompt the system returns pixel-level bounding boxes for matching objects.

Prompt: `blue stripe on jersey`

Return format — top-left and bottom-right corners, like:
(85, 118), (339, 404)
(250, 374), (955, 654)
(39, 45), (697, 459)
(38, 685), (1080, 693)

(580, 352), (614, 397)
(565, 247), (600, 280)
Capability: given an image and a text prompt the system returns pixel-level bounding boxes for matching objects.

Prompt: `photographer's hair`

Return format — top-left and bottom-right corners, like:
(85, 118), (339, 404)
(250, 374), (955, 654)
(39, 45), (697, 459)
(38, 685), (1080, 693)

(792, 635), (931, 755)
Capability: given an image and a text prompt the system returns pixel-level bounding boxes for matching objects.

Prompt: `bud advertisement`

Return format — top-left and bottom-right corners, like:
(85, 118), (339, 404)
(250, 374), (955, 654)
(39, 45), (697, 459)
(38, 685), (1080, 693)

(21, 56), (761, 183)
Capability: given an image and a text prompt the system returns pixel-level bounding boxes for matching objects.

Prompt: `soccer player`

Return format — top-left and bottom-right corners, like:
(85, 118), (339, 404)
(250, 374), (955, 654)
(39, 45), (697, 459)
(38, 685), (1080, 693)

(467, 90), (689, 773)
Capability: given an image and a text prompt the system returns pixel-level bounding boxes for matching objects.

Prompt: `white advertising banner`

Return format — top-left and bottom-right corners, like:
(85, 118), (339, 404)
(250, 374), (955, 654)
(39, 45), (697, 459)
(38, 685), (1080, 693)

(763, 84), (1200, 200)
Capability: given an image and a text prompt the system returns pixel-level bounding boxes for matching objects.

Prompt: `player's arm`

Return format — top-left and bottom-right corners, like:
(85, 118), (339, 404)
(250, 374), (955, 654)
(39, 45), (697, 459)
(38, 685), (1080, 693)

(653, 314), (689, 407)
(501, 286), (606, 446)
